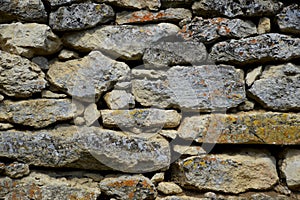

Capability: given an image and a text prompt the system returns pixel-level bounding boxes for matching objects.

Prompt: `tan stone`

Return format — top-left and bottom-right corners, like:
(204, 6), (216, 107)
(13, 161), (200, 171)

(104, 90), (135, 110)
(151, 172), (165, 184)
(157, 182), (182, 195)
(84, 103), (101, 126)
(246, 66), (262, 87)
(258, 17), (271, 34)
(280, 149), (300, 190)
(58, 49), (79, 61)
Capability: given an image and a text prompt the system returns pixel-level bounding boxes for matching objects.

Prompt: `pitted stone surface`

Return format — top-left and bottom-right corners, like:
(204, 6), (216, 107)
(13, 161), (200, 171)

(277, 4), (300, 35)
(94, 0), (161, 11)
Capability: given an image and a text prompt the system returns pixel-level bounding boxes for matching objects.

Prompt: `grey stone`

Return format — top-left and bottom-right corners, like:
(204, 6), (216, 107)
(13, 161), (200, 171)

(49, 3), (115, 31)
(32, 57), (49, 70)
(58, 49), (79, 61)
(47, 51), (130, 102)
(258, 17), (271, 34)
(104, 90), (135, 110)
(280, 149), (300, 190)
(100, 175), (157, 200)
(277, 4), (300, 35)
(0, 51), (47, 98)
(5, 162), (30, 179)
(248, 63), (300, 111)
(157, 182), (182, 195)
(192, 0), (283, 18)
(156, 196), (205, 200)
(159, 130), (178, 140)
(0, 23), (62, 59)
(246, 66), (262, 87)
(0, 0), (47, 22)
(45, 0), (84, 7)
(172, 151), (278, 194)
(74, 117), (85, 126)
(84, 103), (101, 126)
(132, 65), (245, 111)
(0, 99), (77, 128)
(62, 23), (179, 60)
(94, 0), (161, 11)
(210, 33), (300, 65)
(41, 90), (68, 99)
(178, 17), (257, 44)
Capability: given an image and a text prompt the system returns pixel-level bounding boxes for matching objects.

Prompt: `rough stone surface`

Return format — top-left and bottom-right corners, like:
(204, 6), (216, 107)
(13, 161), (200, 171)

(172, 151), (278, 194)
(0, 51), (47, 98)
(0, 126), (170, 173)
(157, 182), (182, 195)
(100, 175), (157, 200)
(94, 0), (161, 11)
(280, 149), (300, 190)
(132, 69), (168, 79)
(277, 4), (300, 35)
(210, 33), (300, 65)
(49, 3), (115, 31)
(178, 17), (257, 44)
(178, 112), (300, 144)
(0, 95), (3, 102)
(0, 123), (13, 130)
(41, 90), (68, 99)
(58, 49), (79, 61)
(248, 63), (300, 111)
(258, 17), (271, 34)
(237, 100), (255, 111)
(84, 103), (101, 126)
(5, 162), (30, 179)
(116, 8), (191, 24)
(0, 23), (62, 58)
(0, 99), (76, 128)
(151, 172), (165, 184)
(62, 23), (179, 60)
(143, 40), (207, 68)
(132, 65), (245, 111)
(104, 90), (135, 110)
(192, 0), (283, 18)
(0, 0), (47, 22)
(32, 56), (49, 70)
(47, 51), (130, 102)
(246, 66), (262, 87)
(173, 145), (206, 156)
(46, 0), (84, 7)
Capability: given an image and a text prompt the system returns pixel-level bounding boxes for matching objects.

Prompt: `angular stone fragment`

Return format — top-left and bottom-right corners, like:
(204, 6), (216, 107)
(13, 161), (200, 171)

(84, 103), (101, 126)
(116, 8), (191, 24)
(173, 145), (206, 156)
(258, 17), (271, 34)
(248, 63), (300, 111)
(192, 0), (283, 18)
(41, 90), (68, 99)
(49, 3), (115, 31)
(151, 172), (164, 184)
(246, 66), (262, 87)
(62, 23), (179, 60)
(0, 51), (47, 98)
(47, 51), (130, 102)
(0, 0), (47, 22)
(100, 175), (157, 200)
(179, 17), (257, 44)
(157, 182), (182, 195)
(0, 23), (62, 58)
(0, 126), (170, 173)
(45, 0), (84, 7)
(277, 4), (300, 35)
(172, 151), (278, 194)
(5, 162), (30, 179)
(210, 33), (300, 65)
(178, 112), (300, 144)
(104, 90), (135, 110)
(156, 196), (204, 200)
(94, 0), (161, 10)
(58, 49), (79, 61)
(32, 56), (49, 70)
(0, 99), (76, 128)
(0, 123), (13, 130)
(280, 149), (300, 190)
(132, 65), (245, 111)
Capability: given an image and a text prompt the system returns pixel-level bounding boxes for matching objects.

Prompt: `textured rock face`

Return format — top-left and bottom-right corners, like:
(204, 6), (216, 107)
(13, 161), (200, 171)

(0, 0), (47, 22)
(0, 51), (47, 98)
(210, 33), (300, 65)
(100, 175), (157, 200)
(116, 8), (191, 24)
(178, 112), (300, 144)
(83, 103), (101, 126)
(280, 149), (300, 190)
(192, 0), (283, 17)
(47, 51), (130, 101)
(0, 99), (77, 128)
(277, 4), (300, 34)
(0, 23), (62, 58)
(248, 63), (300, 111)
(132, 65), (245, 111)
(104, 90), (135, 110)
(4, 162), (30, 179)
(94, 0), (161, 10)
(179, 17), (257, 44)
(49, 3), (115, 31)
(157, 182), (182, 195)
(62, 23), (179, 60)
(172, 151), (278, 194)
(45, 0), (83, 7)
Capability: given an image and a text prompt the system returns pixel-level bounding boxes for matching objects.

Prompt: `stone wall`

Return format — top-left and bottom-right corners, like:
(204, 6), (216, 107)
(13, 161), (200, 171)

(0, 0), (299, 199)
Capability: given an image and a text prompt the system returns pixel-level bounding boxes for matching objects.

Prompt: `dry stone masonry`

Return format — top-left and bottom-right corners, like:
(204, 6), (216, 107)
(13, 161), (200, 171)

(0, 0), (299, 199)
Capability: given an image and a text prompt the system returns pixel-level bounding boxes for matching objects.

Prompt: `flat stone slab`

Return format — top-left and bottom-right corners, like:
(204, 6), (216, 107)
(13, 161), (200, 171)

(94, 0), (161, 10)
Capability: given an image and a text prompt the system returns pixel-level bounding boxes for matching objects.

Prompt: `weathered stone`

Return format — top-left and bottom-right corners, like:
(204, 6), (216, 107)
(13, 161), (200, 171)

(46, 0), (84, 7)
(248, 63), (300, 111)
(161, 0), (194, 8)
(0, 126), (170, 173)
(32, 56), (49, 70)
(178, 112), (300, 144)
(132, 69), (168, 79)
(246, 66), (262, 87)
(0, 123), (13, 130)
(277, 4), (300, 35)
(0, 0), (47, 22)
(159, 130), (178, 140)
(172, 151), (278, 194)
(157, 182), (182, 195)
(0, 162), (4, 173)
(47, 51), (130, 102)
(156, 196), (204, 200)
(0, 172), (100, 199)
(280, 149), (300, 190)
(173, 145), (206, 156)
(143, 40), (207, 68)
(237, 100), (255, 111)
(58, 49), (79, 61)
(274, 184), (291, 196)
(41, 90), (68, 99)
(0, 95), (3, 102)
(5, 162), (30, 179)
(84, 103), (101, 126)
(62, 23), (179, 60)
(0, 99), (76, 128)
(192, 0), (283, 18)
(49, 3), (115, 31)
(114, 82), (132, 90)
(132, 65), (245, 111)
(258, 17), (271, 34)
(178, 17), (257, 44)
(0, 51), (47, 98)
(100, 175), (157, 200)
(0, 23), (62, 58)
(209, 33), (300, 65)
(104, 90), (135, 110)
(204, 192), (217, 199)
(151, 172), (165, 184)
(94, 0), (161, 11)
(116, 8), (191, 25)
(74, 116), (86, 126)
